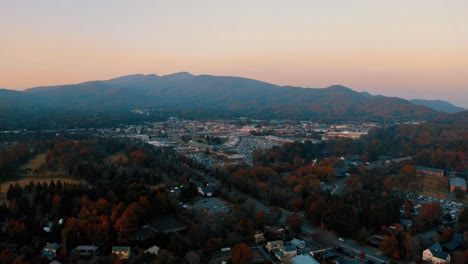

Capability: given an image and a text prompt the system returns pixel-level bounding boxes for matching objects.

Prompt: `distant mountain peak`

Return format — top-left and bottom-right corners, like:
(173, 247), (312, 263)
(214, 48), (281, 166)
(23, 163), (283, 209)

(161, 72), (195, 83)
(163, 71), (194, 77)
(325, 85), (353, 92)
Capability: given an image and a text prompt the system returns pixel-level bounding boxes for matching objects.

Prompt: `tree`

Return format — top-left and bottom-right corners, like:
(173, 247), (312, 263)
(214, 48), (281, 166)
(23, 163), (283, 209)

(381, 234), (399, 259)
(114, 206), (139, 244)
(238, 218), (254, 242)
(254, 210), (268, 228)
(356, 227), (368, 245)
(417, 202), (440, 230)
(400, 165), (416, 179)
(453, 187), (466, 199)
(400, 232), (411, 260)
(285, 214), (303, 233)
(231, 243), (252, 264)
(403, 199), (413, 217)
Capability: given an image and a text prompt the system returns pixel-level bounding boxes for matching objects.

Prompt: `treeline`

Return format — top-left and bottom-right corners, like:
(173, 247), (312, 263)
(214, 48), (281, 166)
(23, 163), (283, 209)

(0, 109), (162, 131)
(253, 120), (467, 172)
(361, 122), (467, 171)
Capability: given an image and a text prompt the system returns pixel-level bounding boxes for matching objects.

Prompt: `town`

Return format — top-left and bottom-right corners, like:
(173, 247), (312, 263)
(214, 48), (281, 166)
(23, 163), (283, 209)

(0, 117), (466, 264)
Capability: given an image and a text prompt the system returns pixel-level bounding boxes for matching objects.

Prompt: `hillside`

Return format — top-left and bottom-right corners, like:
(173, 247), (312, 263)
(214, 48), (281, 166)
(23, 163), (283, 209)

(410, 99), (465, 113)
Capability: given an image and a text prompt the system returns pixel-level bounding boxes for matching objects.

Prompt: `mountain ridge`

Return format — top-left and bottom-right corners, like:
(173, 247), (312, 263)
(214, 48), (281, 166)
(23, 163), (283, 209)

(410, 99), (465, 113)
(0, 72), (448, 123)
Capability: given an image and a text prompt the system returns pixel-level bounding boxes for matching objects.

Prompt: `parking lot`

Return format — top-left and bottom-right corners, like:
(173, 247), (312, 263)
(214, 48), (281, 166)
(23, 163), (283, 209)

(190, 197), (232, 213)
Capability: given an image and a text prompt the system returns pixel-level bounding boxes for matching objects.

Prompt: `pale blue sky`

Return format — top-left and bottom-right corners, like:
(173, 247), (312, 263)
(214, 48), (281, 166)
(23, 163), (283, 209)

(1, 0), (467, 107)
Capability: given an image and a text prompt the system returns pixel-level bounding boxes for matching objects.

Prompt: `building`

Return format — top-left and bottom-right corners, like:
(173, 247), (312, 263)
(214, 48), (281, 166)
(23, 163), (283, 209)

(422, 243), (451, 264)
(415, 166), (446, 177)
(449, 177), (467, 193)
(265, 240), (283, 253)
(71, 245), (100, 256)
(291, 254), (320, 264)
(112, 246), (131, 260)
(144, 245), (160, 256)
(400, 218), (413, 230)
(289, 238), (306, 249)
(272, 244), (297, 261)
(254, 230), (265, 245)
(42, 242), (62, 260)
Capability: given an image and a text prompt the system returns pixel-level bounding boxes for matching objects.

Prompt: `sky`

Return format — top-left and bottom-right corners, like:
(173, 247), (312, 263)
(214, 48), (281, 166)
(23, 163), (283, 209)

(1, 0), (467, 107)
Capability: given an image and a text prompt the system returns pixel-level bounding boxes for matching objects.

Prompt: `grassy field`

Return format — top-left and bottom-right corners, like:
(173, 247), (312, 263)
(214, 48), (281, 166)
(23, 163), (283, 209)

(417, 175), (449, 199)
(23, 153), (46, 170)
(0, 153), (89, 202)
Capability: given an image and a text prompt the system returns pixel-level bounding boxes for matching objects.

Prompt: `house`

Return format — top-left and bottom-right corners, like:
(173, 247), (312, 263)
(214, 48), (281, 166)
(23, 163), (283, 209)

(289, 238), (306, 249)
(265, 225), (286, 240)
(112, 246), (131, 260)
(272, 244), (297, 261)
(254, 230), (265, 245)
(42, 242), (62, 260)
(442, 234), (463, 252)
(265, 240), (283, 253)
(291, 254), (320, 264)
(400, 218), (413, 230)
(282, 244), (298, 259)
(422, 231), (438, 245)
(422, 243), (451, 264)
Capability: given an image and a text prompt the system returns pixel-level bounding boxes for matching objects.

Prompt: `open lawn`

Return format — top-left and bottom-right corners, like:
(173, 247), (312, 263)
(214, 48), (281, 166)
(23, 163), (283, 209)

(417, 175), (449, 199)
(23, 153), (46, 170)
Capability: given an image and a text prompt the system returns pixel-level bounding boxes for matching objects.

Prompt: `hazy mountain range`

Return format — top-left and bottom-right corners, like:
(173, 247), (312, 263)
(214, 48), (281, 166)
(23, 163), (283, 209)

(1, 72), (466, 123)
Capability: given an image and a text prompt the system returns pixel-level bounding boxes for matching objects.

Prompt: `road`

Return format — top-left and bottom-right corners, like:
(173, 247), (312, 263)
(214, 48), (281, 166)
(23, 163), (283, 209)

(336, 239), (391, 264)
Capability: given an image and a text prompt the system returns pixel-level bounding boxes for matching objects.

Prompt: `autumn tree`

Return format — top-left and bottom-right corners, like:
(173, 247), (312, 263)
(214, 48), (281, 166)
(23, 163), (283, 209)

(381, 234), (399, 259)
(231, 243), (252, 264)
(403, 199), (413, 218)
(400, 165), (416, 180)
(399, 231), (411, 260)
(286, 214), (303, 233)
(114, 205), (139, 244)
(254, 210), (268, 228)
(416, 202), (440, 230)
